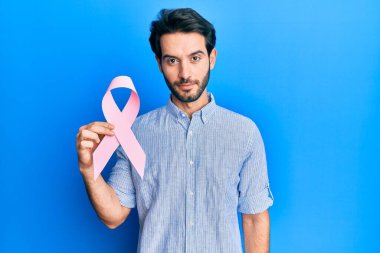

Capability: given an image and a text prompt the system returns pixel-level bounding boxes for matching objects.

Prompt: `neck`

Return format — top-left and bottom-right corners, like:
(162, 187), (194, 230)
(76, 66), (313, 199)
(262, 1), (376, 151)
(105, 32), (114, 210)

(171, 90), (210, 119)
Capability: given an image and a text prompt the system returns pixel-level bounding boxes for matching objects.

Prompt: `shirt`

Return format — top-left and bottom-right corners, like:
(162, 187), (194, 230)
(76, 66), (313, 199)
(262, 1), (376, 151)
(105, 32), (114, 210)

(108, 92), (274, 253)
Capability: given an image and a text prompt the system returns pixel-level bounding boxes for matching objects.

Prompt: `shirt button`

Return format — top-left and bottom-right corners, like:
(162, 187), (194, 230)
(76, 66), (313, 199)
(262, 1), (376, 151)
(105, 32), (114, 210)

(181, 113), (186, 117)
(189, 160), (194, 165)
(189, 191), (194, 196)
(189, 130), (192, 136)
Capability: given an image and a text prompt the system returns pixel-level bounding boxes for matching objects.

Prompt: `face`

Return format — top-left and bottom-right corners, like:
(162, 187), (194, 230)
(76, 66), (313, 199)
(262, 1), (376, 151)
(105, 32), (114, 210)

(156, 32), (217, 103)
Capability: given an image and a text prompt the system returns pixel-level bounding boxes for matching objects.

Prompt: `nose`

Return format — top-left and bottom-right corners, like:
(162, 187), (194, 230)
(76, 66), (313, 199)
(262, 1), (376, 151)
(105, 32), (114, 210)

(178, 61), (191, 81)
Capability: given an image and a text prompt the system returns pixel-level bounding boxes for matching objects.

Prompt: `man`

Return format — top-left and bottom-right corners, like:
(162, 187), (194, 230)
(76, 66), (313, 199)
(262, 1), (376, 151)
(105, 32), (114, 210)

(76, 8), (274, 253)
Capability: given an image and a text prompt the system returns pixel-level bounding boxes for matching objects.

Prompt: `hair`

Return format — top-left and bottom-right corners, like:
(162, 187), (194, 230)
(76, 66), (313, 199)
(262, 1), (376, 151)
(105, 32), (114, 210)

(149, 8), (216, 59)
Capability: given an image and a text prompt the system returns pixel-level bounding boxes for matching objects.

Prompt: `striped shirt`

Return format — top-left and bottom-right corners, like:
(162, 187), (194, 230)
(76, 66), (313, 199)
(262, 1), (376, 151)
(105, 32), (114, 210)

(108, 92), (274, 253)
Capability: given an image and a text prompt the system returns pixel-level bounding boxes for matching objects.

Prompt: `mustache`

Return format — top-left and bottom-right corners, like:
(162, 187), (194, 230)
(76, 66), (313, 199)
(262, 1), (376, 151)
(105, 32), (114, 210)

(174, 78), (200, 86)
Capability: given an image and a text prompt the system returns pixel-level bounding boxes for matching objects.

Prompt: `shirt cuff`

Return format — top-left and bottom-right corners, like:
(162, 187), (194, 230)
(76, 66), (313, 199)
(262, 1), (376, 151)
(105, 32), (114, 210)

(238, 185), (274, 214)
(108, 181), (136, 209)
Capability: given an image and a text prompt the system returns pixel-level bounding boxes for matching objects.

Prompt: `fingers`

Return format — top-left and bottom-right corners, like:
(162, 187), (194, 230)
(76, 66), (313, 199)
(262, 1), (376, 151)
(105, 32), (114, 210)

(80, 140), (95, 149)
(77, 122), (114, 137)
(87, 123), (115, 136)
(76, 122), (115, 150)
(81, 129), (101, 143)
(91, 121), (115, 129)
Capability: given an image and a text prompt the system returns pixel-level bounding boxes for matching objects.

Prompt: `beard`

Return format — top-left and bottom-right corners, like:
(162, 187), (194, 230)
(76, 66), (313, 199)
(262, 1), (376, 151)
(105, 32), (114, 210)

(162, 65), (210, 103)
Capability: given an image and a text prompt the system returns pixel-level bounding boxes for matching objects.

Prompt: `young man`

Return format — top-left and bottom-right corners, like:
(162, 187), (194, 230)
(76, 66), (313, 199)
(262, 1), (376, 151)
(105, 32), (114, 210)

(76, 8), (274, 253)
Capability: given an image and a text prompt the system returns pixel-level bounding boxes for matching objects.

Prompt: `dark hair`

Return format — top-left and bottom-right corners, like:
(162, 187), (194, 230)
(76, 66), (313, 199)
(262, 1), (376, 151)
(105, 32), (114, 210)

(149, 8), (216, 59)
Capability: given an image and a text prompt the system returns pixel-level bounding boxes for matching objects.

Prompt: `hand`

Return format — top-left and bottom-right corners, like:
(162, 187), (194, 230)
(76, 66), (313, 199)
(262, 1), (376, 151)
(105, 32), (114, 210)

(76, 121), (115, 172)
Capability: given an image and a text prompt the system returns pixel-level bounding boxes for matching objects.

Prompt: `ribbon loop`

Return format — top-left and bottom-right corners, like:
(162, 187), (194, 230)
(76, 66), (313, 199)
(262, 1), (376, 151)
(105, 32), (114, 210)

(93, 76), (146, 180)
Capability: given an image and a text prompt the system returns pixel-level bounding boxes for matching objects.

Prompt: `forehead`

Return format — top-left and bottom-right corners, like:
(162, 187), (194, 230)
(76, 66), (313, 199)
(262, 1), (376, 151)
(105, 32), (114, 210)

(160, 32), (206, 56)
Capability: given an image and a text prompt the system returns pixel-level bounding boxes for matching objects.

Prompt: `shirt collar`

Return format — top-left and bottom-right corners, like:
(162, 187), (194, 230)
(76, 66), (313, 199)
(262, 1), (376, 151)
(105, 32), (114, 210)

(166, 92), (217, 124)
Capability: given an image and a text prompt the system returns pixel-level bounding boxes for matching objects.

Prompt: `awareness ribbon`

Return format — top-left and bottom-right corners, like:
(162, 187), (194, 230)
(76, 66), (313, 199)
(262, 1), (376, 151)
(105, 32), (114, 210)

(93, 76), (146, 180)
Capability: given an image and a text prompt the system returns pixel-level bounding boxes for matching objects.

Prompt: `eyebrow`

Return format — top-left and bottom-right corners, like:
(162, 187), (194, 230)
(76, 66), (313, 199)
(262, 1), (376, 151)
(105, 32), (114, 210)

(162, 50), (206, 59)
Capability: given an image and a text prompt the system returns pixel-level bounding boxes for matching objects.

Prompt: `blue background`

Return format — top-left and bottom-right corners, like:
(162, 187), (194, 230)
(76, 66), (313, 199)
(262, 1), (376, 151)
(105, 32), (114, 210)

(1, 0), (379, 252)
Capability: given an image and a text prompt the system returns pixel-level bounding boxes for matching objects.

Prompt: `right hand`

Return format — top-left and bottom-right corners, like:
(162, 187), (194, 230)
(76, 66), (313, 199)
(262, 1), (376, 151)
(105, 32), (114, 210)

(76, 121), (115, 172)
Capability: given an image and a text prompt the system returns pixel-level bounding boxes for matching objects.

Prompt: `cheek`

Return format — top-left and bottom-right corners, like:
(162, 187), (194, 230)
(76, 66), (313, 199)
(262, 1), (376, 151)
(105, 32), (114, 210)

(162, 65), (178, 78)
(162, 68), (180, 84)
(195, 62), (209, 77)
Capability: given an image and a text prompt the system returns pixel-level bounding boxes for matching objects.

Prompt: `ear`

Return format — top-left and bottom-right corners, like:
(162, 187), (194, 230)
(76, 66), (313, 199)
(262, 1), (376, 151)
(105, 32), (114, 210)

(209, 48), (217, 70)
(155, 55), (163, 73)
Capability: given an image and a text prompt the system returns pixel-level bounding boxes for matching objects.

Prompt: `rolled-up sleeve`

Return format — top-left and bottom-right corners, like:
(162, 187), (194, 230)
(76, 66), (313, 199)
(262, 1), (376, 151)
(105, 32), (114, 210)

(237, 122), (274, 214)
(107, 145), (136, 208)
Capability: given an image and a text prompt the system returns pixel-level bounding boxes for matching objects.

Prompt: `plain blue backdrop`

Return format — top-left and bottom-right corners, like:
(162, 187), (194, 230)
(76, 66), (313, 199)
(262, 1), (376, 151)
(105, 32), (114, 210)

(1, 0), (379, 252)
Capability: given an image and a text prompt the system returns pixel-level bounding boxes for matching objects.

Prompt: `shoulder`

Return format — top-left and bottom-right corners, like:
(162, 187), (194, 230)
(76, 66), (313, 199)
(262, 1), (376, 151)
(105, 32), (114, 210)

(213, 105), (264, 155)
(135, 106), (165, 123)
(130, 106), (166, 132)
(214, 105), (260, 134)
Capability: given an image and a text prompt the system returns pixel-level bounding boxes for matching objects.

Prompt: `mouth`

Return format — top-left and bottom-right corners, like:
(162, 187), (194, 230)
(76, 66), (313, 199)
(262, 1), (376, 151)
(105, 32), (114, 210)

(177, 83), (195, 91)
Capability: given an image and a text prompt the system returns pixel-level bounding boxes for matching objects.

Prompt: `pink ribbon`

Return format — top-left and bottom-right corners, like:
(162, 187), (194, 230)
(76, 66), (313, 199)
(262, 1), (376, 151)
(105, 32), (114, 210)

(93, 76), (146, 180)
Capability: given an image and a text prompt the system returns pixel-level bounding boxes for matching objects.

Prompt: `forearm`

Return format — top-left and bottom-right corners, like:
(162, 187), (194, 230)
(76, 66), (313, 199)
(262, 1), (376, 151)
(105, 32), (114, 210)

(243, 211), (270, 253)
(81, 167), (128, 228)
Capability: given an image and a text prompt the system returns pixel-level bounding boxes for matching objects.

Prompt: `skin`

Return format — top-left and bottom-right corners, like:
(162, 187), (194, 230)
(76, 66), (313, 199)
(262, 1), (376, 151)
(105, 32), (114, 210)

(156, 32), (216, 119)
(76, 122), (130, 229)
(243, 211), (271, 253)
(76, 32), (270, 252)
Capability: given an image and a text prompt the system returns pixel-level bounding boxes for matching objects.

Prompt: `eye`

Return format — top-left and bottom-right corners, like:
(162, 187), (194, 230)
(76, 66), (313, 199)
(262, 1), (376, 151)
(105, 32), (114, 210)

(167, 58), (178, 65)
(191, 56), (201, 62)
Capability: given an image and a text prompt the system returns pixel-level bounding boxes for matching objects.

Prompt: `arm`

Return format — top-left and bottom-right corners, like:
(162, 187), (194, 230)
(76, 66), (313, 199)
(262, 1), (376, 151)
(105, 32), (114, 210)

(77, 122), (131, 229)
(81, 168), (131, 229)
(242, 210), (270, 253)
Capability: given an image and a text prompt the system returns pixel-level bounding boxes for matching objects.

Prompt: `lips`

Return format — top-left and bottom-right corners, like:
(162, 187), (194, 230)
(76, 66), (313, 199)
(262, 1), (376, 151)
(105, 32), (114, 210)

(177, 83), (194, 90)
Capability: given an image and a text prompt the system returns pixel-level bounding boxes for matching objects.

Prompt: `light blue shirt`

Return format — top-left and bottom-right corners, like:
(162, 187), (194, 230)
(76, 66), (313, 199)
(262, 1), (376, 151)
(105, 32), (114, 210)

(108, 93), (274, 253)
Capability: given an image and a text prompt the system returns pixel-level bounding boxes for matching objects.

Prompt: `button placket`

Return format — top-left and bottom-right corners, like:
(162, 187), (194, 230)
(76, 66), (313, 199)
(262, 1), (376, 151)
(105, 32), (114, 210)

(185, 120), (198, 253)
